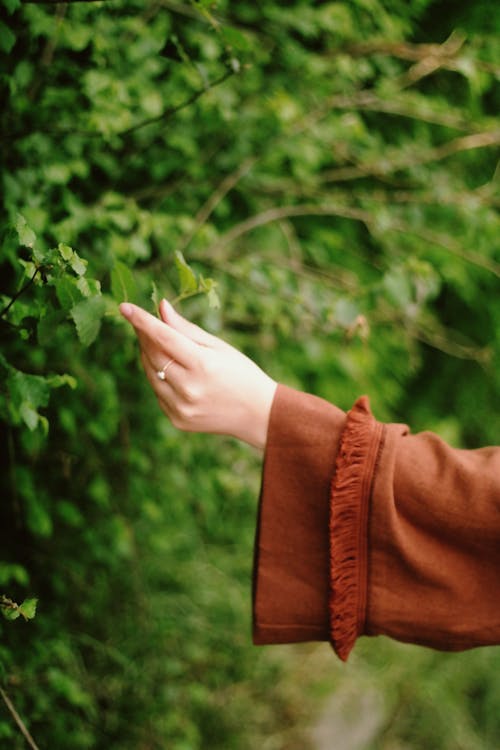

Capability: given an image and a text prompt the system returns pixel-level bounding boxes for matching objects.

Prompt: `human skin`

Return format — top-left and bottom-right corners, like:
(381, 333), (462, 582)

(119, 300), (277, 451)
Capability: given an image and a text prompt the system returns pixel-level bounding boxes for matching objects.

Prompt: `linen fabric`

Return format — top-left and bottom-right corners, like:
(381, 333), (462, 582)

(252, 384), (500, 660)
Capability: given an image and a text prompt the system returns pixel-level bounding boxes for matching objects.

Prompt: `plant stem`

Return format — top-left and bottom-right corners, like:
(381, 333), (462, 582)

(0, 687), (41, 750)
(0, 268), (40, 319)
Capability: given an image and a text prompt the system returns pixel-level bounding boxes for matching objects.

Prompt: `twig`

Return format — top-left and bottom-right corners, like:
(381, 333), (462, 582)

(385, 219), (500, 279)
(0, 687), (41, 750)
(343, 34), (500, 77)
(199, 203), (371, 262)
(196, 202), (500, 279)
(175, 156), (256, 256)
(325, 90), (475, 132)
(119, 68), (234, 138)
(5, 69), (235, 141)
(0, 269), (40, 319)
(411, 322), (490, 363)
(319, 129), (500, 184)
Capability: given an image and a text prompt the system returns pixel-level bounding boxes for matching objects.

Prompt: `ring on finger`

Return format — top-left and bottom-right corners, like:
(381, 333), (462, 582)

(156, 359), (175, 381)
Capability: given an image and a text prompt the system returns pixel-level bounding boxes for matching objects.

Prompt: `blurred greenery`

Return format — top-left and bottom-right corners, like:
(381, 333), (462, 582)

(1, 0), (499, 747)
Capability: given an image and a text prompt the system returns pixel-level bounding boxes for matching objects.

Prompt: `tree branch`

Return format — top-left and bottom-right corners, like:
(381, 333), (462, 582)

(319, 129), (500, 184)
(197, 202), (500, 279)
(175, 156), (256, 256)
(325, 90), (476, 132)
(5, 68), (235, 141)
(0, 687), (41, 750)
(119, 68), (234, 138)
(343, 34), (500, 77)
(195, 203), (372, 263)
(0, 269), (40, 319)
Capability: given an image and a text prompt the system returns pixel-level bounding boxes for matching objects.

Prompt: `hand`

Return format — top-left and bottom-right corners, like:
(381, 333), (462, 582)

(119, 300), (277, 451)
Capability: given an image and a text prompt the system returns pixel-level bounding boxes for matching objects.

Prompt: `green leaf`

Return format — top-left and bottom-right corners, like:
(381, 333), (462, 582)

(37, 310), (66, 346)
(151, 281), (160, 314)
(199, 276), (220, 309)
(55, 277), (83, 310)
(383, 267), (413, 309)
(111, 260), (137, 303)
(20, 402), (40, 431)
(174, 251), (198, 295)
(70, 295), (106, 346)
(18, 598), (37, 621)
(8, 371), (50, 412)
(57, 243), (73, 262)
(24, 493), (52, 537)
(76, 276), (101, 298)
(14, 213), (36, 249)
(1, 605), (20, 622)
(2, 0), (21, 14)
(0, 20), (15, 53)
(207, 285), (220, 309)
(0, 594), (35, 622)
(58, 244), (87, 276)
(0, 564), (29, 587)
(46, 373), (77, 390)
(221, 26), (252, 52)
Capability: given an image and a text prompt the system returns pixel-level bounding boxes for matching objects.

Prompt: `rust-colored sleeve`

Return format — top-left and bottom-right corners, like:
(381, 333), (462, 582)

(253, 384), (500, 660)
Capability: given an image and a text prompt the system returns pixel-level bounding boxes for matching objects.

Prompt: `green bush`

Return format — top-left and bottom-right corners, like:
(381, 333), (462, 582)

(1, 0), (498, 747)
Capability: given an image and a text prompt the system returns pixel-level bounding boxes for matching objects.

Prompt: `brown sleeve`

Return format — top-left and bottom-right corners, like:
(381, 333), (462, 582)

(253, 384), (500, 660)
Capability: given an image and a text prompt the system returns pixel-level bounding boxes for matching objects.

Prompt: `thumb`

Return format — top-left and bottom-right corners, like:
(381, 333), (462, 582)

(159, 299), (214, 347)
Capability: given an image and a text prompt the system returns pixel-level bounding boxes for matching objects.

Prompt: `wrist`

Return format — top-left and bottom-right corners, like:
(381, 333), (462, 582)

(236, 377), (278, 452)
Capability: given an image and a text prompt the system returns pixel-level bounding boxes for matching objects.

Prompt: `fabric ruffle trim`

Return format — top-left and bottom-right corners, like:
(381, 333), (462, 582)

(328, 396), (384, 661)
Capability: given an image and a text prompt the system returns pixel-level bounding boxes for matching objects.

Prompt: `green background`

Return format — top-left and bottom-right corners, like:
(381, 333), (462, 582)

(1, 0), (499, 747)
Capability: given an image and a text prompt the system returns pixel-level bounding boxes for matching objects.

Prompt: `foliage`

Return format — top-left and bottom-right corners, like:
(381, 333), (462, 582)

(1, 0), (499, 747)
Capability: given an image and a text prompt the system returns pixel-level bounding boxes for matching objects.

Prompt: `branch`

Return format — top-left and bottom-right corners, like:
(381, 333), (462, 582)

(197, 202), (500, 279)
(0, 268), (40, 319)
(344, 32), (465, 67)
(387, 220), (500, 278)
(175, 156), (256, 256)
(0, 687), (41, 750)
(119, 68), (234, 138)
(320, 129), (500, 184)
(343, 34), (500, 77)
(325, 90), (475, 132)
(199, 203), (371, 262)
(354, 188), (499, 210)
(411, 321), (490, 364)
(5, 68), (235, 141)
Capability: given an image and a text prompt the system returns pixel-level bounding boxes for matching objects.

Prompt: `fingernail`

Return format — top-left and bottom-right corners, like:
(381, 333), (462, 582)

(119, 303), (133, 320)
(160, 299), (174, 320)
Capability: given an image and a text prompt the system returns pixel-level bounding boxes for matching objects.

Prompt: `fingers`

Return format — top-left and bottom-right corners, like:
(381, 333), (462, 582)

(140, 347), (198, 433)
(141, 346), (183, 394)
(140, 348), (178, 412)
(120, 303), (197, 367)
(159, 299), (214, 347)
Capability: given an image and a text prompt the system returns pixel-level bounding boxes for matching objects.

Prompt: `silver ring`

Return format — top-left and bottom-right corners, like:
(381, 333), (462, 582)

(156, 359), (175, 381)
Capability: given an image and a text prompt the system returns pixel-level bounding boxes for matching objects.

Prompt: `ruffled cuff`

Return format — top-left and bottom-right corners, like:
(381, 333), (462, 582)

(329, 396), (385, 660)
(252, 384), (346, 645)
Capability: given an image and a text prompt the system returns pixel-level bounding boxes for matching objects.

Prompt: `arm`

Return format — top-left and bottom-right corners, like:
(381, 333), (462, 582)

(120, 302), (500, 660)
